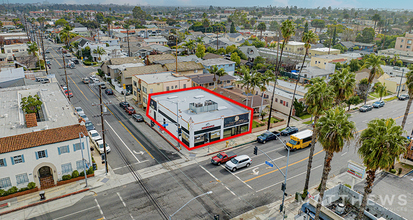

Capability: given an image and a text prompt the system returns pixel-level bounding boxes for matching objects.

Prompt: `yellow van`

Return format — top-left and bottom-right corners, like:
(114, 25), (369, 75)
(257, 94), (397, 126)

(286, 129), (313, 151)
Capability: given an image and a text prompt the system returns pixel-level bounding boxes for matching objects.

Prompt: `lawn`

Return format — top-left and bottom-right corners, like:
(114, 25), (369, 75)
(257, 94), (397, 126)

(299, 114), (312, 120)
(303, 120), (313, 125)
(252, 120), (265, 128)
(262, 117), (281, 124)
(384, 96), (398, 102)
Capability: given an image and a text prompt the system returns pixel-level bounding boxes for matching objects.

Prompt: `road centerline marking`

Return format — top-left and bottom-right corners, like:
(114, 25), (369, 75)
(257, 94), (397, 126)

(221, 165), (254, 190)
(105, 120), (141, 163)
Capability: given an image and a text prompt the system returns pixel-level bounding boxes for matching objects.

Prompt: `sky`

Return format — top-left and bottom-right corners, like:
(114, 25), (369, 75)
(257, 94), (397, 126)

(12, 0), (413, 10)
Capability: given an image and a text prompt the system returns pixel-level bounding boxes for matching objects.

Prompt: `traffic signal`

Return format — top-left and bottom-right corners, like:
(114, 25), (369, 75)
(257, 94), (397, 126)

(281, 183), (286, 191)
(253, 146), (258, 155)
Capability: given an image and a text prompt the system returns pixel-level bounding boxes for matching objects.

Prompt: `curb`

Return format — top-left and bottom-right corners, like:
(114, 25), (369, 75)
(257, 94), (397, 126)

(206, 140), (257, 156)
(0, 188), (89, 216)
(144, 121), (180, 152)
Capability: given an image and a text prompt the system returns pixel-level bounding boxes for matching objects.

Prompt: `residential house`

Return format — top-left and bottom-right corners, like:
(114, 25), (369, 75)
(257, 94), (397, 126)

(141, 37), (168, 47)
(395, 32), (413, 52)
(132, 72), (191, 108)
(354, 42), (375, 53)
(310, 55), (348, 69)
(378, 48), (413, 65)
(164, 61), (204, 76)
(98, 36), (120, 46)
(78, 39), (96, 49)
(146, 54), (175, 65)
(69, 36), (94, 45)
(239, 46), (260, 62)
(308, 47), (340, 57)
(89, 45), (125, 62)
(205, 37), (237, 49)
(123, 64), (167, 95)
(70, 23), (88, 36)
(188, 73), (237, 90)
(225, 33), (246, 43)
(199, 58), (236, 76)
(101, 57), (144, 80)
(4, 44), (28, 61)
(0, 83), (91, 190)
(283, 41), (306, 55)
(265, 84), (304, 116)
(339, 41), (356, 50)
(134, 45), (173, 58)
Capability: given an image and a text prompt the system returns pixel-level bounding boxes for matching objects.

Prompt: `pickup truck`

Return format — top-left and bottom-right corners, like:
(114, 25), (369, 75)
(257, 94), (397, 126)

(211, 151), (237, 165)
(257, 130), (281, 144)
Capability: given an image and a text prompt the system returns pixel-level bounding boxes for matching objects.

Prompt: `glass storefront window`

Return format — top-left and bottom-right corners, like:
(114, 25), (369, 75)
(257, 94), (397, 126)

(240, 125), (249, 133)
(223, 128), (232, 138)
(194, 135), (204, 144)
(182, 132), (189, 142)
(210, 131), (220, 141)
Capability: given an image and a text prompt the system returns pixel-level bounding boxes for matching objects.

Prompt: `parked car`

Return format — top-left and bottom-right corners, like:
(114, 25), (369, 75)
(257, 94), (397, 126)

(211, 151), (237, 165)
(85, 120), (95, 131)
(65, 54), (71, 57)
(105, 88), (113, 95)
(75, 107), (84, 115)
(73, 59), (80, 64)
(359, 105), (373, 112)
(225, 155), (252, 172)
(82, 78), (90, 84)
(92, 78), (99, 83)
(78, 113), (89, 121)
(89, 130), (102, 143)
(372, 101), (385, 108)
(280, 126), (299, 136)
(257, 130), (281, 144)
(65, 90), (73, 98)
(96, 140), (111, 154)
(45, 50), (50, 53)
(132, 113), (144, 122)
(99, 83), (106, 89)
(125, 107), (136, 115)
(119, 102), (130, 109)
(398, 94), (409, 100)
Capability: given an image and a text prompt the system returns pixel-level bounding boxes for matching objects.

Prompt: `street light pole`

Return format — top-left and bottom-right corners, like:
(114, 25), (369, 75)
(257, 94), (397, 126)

(99, 85), (109, 174)
(397, 69), (405, 98)
(79, 133), (88, 187)
(169, 191), (213, 220)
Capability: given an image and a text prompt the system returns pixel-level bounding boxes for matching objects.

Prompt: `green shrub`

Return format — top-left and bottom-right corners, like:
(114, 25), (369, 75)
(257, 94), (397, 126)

(301, 189), (308, 200)
(0, 189), (5, 196)
(7, 186), (18, 195)
(83, 61), (98, 66)
(18, 187), (28, 192)
(27, 182), (36, 189)
(344, 184), (351, 189)
(79, 171), (85, 177)
(398, 168), (402, 175)
(97, 69), (104, 77)
(72, 170), (79, 178)
(390, 169), (396, 174)
(87, 166), (94, 175)
(62, 175), (71, 180)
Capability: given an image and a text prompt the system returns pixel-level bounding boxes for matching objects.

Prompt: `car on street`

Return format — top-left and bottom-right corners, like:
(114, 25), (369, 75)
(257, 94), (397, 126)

(225, 155), (252, 172)
(45, 50), (50, 53)
(125, 107), (136, 115)
(119, 101), (130, 109)
(89, 130), (102, 143)
(85, 120), (95, 131)
(132, 113), (144, 122)
(257, 130), (281, 144)
(211, 151), (237, 165)
(99, 83), (106, 89)
(96, 139), (111, 154)
(398, 94), (409, 100)
(280, 126), (299, 136)
(92, 78), (99, 83)
(65, 54), (71, 57)
(65, 90), (73, 98)
(75, 107), (84, 115)
(359, 104), (373, 112)
(82, 78), (90, 84)
(105, 88), (113, 95)
(372, 100), (385, 108)
(73, 59), (80, 64)
(78, 113), (89, 121)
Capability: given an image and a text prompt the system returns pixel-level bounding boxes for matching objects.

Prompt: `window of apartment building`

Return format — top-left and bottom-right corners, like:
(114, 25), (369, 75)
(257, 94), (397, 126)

(16, 173), (29, 185)
(209, 82), (214, 86)
(0, 158), (6, 167)
(142, 86), (147, 94)
(401, 39), (404, 42)
(193, 83), (196, 87)
(0, 177), (11, 188)
(407, 46), (411, 49)
(229, 64), (233, 67)
(73, 143), (84, 152)
(400, 45), (403, 48)
(166, 86), (170, 91)
(194, 70), (198, 73)
(35, 150), (48, 159)
(133, 81), (137, 87)
(315, 61), (317, 64)
(61, 163), (72, 174)
(76, 160), (85, 171)
(324, 62), (326, 65)
(183, 84), (186, 88)
(143, 97), (147, 104)
(134, 91), (137, 96)
(175, 85), (177, 89)
(275, 98), (278, 102)
(408, 40), (412, 44)
(286, 102), (288, 107)
(11, 155), (24, 165)
(150, 88), (153, 93)
(280, 99), (283, 103)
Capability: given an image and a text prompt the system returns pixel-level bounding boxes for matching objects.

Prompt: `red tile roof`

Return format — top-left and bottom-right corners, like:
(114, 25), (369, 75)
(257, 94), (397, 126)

(0, 124), (88, 154)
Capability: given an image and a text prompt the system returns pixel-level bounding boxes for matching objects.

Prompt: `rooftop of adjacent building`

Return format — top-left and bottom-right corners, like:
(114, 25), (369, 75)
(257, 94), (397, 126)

(0, 83), (79, 139)
(287, 41), (305, 46)
(310, 47), (340, 52)
(137, 71), (189, 84)
(151, 88), (250, 123)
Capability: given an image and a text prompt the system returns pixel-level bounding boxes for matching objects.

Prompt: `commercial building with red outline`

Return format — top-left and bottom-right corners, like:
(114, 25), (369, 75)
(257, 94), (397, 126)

(146, 86), (253, 151)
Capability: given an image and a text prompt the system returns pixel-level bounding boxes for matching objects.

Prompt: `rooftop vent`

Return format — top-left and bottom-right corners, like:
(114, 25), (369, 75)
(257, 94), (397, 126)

(189, 100), (218, 113)
(167, 96), (178, 99)
(194, 95), (204, 99)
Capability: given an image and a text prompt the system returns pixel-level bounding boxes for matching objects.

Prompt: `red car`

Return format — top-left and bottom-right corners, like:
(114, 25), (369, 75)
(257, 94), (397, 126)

(125, 107), (136, 115)
(65, 90), (73, 98)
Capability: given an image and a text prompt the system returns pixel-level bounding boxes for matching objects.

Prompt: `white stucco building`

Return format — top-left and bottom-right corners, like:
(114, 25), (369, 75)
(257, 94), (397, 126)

(147, 88), (251, 149)
(0, 83), (91, 190)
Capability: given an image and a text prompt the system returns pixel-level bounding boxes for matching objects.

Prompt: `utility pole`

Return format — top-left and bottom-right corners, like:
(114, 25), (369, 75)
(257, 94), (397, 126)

(175, 36), (178, 76)
(126, 27), (130, 57)
(267, 31), (281, 131)
(216, 31), (219, 51)
(40, 20), (48, 75)
(62, 53), (70, 102)
(99, 85), (109, 174)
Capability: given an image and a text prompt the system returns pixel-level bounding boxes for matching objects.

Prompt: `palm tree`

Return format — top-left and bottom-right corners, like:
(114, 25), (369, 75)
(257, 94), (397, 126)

(286, 30), (318, 127)
(235, 66), (252, 107)
(267, 20), (296, 131)
(202, 18), (210, 33)
(372, 14), (381, 31)
(27, 41), (39, 69)
(314, 107), (356, 219)
(215, 68), (227, 86)
(249, 70), (261, 109)
(257, 22), (266, 40)
(93, 46), (106, 61)
(361, 54), (385, 104)
(401, 67), (413, 130)
(356, 118), (408, 220)
(259, 70), (274, 114)
(329, 68), (357, 105)
(183, 40), (196, 54)
(376, 82), (388, 101)
(302, 77), (334, 196)
(195, 37), (204, 45)
(105, 17), (112, 37)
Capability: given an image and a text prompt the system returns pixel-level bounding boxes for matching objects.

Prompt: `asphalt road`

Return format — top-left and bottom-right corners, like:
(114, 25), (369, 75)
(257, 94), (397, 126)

(31, 40), (413, 220)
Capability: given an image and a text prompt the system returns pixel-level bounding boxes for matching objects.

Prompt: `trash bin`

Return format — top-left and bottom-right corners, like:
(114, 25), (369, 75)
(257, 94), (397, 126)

(39, 191), (46, 201)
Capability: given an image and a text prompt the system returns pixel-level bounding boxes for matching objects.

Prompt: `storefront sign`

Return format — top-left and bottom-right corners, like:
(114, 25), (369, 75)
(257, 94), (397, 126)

(224, 113), (249, 128)
(202, 123), (215, 129)
(347, 161), (365, 179)
(150, 99), (157, 110)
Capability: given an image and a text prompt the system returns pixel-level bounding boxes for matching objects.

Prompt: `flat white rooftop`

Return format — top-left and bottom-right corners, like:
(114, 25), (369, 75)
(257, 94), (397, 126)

(137, 72), (189, 84)
(287, 41), (305, 46)
(152, 88), (249, 123)
(0, 83), (79, 138)
(310, 47), (340, 52)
